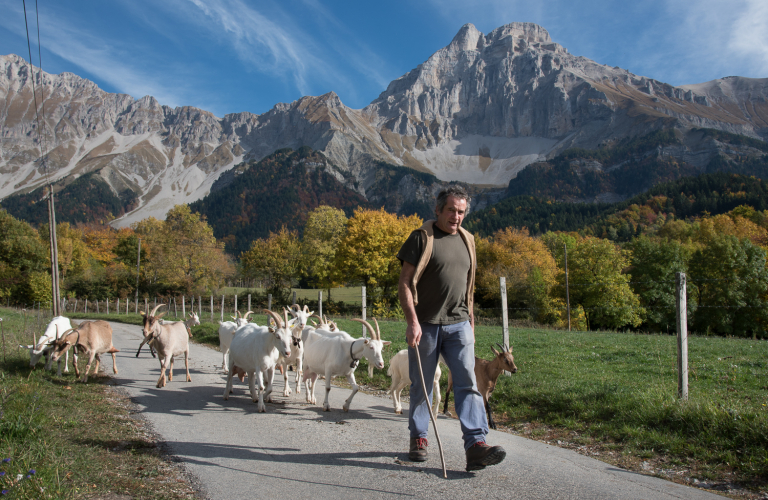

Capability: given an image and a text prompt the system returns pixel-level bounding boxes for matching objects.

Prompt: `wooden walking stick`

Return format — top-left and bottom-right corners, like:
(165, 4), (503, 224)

(414, 346), (447, 478)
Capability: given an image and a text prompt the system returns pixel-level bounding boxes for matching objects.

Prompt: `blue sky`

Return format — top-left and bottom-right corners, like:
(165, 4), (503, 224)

(1, 0), (766, 118)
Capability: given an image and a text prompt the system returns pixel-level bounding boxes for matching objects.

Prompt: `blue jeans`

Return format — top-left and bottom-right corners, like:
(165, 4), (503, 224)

(408, 321), (488, 450)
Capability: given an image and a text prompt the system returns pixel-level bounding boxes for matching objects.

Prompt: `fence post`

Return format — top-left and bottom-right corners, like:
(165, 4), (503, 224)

(221, 295), (225, 322)
(500, 277), (511, 376)
(248, 294), (251, 313)
(107, 298), (109, 315)
(565, 243), (571, 332)
(145, 298), (148, 315)
(268, 294), (272, 311)
(199, 296), (202, 317)
(318, 291), (323, 319)
(183, 296), (186, 318)
(117, 298), (120, 315)
(292, 291), (297, 306)
(96, 300), (99, 314)
(126, 298), (129, 314)
(210, 295), (214, 322)
(499, 276), (509, 342)
(85, 299), (88, 314)
(361, 286), (367, 338)
(234, 294), (238, 315)
(676, 272), (688, 400)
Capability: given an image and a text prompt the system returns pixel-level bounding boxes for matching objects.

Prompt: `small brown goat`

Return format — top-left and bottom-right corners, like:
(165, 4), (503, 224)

(443, 343), (517, 429)
(50, 320), (119, 383)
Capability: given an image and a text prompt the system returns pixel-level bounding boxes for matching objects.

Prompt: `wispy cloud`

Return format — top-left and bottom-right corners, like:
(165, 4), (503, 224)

(0, 1), (185, 107)
(185, 0), (321, 96)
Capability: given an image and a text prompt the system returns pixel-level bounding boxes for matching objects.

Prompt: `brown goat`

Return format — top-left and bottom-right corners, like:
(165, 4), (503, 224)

(443, 343), (517, 429)
(50, 320), (119, 383)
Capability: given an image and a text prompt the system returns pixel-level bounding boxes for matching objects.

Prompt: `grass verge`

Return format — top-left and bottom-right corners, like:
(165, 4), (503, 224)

(0, 307), (201, 499)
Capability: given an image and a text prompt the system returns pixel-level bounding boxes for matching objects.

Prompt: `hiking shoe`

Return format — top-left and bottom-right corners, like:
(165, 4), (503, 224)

(466, 441), (506, 471)
(409, 437), (428, 462)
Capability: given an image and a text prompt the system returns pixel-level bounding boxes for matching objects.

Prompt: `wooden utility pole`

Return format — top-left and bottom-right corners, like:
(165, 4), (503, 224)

(46, 186), (61, 317)
(676, 272), (688, 400)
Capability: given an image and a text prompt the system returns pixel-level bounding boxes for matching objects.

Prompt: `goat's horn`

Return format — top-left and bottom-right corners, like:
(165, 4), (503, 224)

(244, 311), (254, 320)
(352, 318), (375, 339)
(310, 314), (323, 322)
(373, 318), (381, 341)
(291, 304), (300, 312)
(283, 308), (290, 329)
(303, 304), (309, 313)
(236, 310), (241, 318)
(150, 303), (166, 317)
(264, 309), (283, 328)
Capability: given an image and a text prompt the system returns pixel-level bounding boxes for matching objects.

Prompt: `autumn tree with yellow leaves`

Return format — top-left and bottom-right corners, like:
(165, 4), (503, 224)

(475, 227), (562, 325)
(333, 208), (422, 306)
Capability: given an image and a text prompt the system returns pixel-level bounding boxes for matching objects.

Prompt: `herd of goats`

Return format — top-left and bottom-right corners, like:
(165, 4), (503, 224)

(18, 304), (518, 428)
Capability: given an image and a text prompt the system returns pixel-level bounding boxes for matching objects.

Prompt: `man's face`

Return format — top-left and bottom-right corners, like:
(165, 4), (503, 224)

(435, 195), (467, 235)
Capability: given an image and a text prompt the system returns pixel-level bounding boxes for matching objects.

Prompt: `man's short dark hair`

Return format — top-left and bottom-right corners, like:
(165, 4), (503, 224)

(435, 186), (471, 215)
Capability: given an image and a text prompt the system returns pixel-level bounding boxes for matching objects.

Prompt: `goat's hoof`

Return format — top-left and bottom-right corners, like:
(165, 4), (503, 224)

(395, 409), (402, 414)
(186, 376), (191, 382)
(323, 405), (331, 412)
(342, 407), (349, 412)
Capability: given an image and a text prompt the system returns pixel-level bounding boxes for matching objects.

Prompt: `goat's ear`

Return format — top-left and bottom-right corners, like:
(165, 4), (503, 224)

(268, 326), (276, 333)
(19, 344), (33, 349)
(156, 311), (167, 319)
(382, 341), (392, 346)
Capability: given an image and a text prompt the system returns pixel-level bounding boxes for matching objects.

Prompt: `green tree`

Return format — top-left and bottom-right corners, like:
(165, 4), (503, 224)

(0, 210), (49, 304)
(689, 234), (768, 337)
(240, 227), (303, 300)
(565, 236), (643, 330)
(301, 206), (348, 300)
(627, 236), (693, 333)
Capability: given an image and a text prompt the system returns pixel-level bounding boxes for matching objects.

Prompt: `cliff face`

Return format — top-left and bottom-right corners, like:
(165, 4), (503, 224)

(2, 22), (767, 225)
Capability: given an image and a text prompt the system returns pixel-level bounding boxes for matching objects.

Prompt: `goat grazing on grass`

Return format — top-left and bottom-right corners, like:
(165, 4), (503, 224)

(386, 349), (443, 415)
(19, 316), (78, 376)
(141, 304), (191, 388)
(136, 312), (200, 358)
(223, 309), (293, 412)
(50, 321), (118, 383)
(443, 343), (517, 429)
(302, 318), (391, 412)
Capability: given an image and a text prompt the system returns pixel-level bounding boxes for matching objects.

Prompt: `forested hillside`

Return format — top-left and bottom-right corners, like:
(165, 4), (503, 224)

(0, 171), (138, 225)
(189, 147), (370, 256)
(506, 129), (768, 202)
(466, 172), (768, 238)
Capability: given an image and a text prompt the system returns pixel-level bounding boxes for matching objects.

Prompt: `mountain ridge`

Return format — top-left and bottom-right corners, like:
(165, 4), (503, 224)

(2, 22), (768, 226)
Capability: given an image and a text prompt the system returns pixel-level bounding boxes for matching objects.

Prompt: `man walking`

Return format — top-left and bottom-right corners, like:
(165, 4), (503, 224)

(397, 186), (506, 472)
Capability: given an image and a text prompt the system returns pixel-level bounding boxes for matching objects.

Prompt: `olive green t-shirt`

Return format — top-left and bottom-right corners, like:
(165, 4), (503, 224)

(397, 224), (471, 325)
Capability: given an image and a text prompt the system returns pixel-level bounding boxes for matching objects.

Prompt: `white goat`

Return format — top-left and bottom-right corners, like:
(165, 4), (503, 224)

(141, 304), (191, 388)
(217, 310), (254, 372)
(302, 318), (391, 412)
(289, 304), (314, 329)
(50, 320), (118, 383)
(19, 316), (78, 376)
(136, 312), (200, 358)
(386, 349), (443, 415)
(223, 309), (293, 412)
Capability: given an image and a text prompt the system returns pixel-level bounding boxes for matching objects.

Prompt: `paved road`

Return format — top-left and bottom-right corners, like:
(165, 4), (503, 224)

(107, 321), (723, 500)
